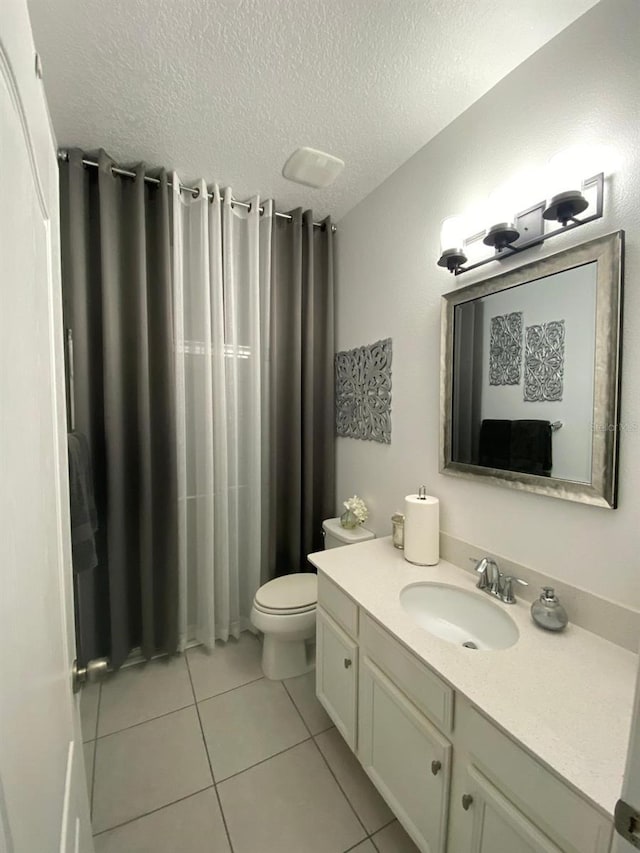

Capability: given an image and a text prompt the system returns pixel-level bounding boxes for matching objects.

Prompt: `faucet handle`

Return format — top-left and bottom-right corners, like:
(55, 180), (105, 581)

(470, 557), (488, 589)
(500, 575), (528, 604)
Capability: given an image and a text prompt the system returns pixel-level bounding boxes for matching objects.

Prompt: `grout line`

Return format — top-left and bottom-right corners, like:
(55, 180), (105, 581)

(89, 737), (97, 819)
(280, 680), (369, 840)
(185, 652), (235, 853)
(367, 817), (398, 852)
(91, 784), (215, 837)
(194, 674), (265, 705)
(93, 702), (196, 741)
(89, 682), (102, 818)
(309, 736), (369, 839)
(281, 680), (314, 738)
(343, 840), (372, 853)
(216, 736), (313, 785)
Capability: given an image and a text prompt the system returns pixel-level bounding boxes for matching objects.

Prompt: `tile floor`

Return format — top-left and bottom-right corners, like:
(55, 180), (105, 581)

(82, 631), (419, 853)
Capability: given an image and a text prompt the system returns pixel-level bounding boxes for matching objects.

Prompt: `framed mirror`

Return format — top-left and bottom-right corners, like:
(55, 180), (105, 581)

(440, 231), (624, 508)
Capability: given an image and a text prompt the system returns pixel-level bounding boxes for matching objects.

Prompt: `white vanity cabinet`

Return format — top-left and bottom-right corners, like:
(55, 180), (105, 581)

(315, 574), (614, 853)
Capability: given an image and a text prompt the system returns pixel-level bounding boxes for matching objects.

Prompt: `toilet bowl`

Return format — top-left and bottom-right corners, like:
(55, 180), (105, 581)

(250, 517), (375, 680)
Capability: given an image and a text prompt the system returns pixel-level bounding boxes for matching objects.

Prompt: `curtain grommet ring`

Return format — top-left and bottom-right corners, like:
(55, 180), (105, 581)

(192, 187), (200, 199)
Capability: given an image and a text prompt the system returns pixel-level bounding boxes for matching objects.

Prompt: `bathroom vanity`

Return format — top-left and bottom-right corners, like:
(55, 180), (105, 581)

(310, 537), (637, 853)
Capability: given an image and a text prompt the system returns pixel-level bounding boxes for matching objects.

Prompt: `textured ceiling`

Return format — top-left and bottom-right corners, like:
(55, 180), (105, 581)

(27, 0), (599, 220)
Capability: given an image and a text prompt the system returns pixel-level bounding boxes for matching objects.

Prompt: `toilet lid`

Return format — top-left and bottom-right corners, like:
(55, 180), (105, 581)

(255, 572), (317, 611)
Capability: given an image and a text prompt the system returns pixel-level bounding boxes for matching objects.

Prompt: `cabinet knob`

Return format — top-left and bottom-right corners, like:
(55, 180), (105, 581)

(462, 794), (474, 811)
(431, 760), (442, 776)
(344, 658), (352, 669)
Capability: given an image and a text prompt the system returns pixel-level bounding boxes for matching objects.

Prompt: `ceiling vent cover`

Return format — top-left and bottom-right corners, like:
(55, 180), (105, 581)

(282, 147), (344, 188)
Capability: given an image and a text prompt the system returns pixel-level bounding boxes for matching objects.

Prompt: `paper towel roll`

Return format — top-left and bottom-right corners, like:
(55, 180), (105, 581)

(403, 493), (439, 566)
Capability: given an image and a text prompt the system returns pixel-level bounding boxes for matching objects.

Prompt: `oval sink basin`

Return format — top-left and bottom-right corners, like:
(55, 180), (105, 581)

(400, 583), (519, 650)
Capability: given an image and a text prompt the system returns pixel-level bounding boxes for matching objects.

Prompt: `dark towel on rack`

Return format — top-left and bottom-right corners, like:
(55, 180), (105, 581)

(479, 420), (512, 470)
(510, 420), (552, 477)
(68, 432), (98, 573)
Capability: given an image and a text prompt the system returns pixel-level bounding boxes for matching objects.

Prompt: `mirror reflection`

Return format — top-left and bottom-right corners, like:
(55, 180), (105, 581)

(451, 263), (597, 483)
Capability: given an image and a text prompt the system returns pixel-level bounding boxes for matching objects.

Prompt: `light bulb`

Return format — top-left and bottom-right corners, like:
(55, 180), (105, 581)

(440, 216), (465, 252)
(486, 185), (515, 229)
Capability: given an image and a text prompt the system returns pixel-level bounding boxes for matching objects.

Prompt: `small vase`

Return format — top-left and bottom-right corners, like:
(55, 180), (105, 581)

(340, 509), (360, 529)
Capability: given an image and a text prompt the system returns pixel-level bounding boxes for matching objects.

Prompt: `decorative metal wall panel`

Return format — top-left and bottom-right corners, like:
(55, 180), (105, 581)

(524, 320), (565, 402)
(489, 312), (523, 385)
(335, 338), (392, 444)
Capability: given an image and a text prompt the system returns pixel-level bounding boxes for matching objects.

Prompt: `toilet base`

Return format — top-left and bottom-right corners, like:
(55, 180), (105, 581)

(261, 634), (315, 680)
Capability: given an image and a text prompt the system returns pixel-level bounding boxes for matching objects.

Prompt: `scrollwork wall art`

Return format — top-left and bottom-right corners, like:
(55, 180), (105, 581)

(524, 320), (565, 402)
(489, 312), (523, 385)
(335, 338), (392, 444)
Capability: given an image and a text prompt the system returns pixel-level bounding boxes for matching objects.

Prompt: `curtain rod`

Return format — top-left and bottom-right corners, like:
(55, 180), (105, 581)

(57, 150), (336, 233)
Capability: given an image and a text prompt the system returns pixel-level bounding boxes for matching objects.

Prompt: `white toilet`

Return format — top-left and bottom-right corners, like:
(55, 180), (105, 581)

(250, 517), (375, 680)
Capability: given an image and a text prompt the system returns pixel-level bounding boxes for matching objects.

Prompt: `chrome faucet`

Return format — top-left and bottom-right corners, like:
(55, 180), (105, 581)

(471, 557), (528, 605)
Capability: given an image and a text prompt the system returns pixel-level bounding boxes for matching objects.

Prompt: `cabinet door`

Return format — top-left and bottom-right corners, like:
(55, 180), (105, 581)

(316, 608), (358, 748)
(359, 658), (451, 853)
(462, 765), (563, 853)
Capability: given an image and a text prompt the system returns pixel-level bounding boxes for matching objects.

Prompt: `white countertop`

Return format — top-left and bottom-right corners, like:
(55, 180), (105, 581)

(309, 536), (638, 818)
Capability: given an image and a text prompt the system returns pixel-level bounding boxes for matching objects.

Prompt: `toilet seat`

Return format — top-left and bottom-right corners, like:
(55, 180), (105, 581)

(252, 601), (316, 616)
(254, 572), (317, 614)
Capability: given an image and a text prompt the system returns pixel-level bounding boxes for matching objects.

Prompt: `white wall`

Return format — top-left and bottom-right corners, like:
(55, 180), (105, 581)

(335, 0), (640, 609)
(477, 265), (597, 482)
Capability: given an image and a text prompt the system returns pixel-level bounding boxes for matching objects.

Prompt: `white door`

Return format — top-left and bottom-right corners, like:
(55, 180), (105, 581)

(613, 658), (640, 852)
(0, 1), (94, 851)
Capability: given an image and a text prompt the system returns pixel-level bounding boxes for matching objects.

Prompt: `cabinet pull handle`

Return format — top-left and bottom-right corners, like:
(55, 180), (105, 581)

(462, 794), (474, 811)
(344, 658), (352, 669)
(431, 760), (442, 776)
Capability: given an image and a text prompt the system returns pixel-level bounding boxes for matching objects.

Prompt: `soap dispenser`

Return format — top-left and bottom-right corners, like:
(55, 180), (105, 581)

(531, 587), (568, 632)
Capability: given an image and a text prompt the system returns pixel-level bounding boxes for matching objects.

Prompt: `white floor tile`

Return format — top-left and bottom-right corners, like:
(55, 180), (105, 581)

(316, 728), (393, 833)
(80, 682), (100, 742)
(186, 633), (263, 701)
(92, 707), (212, 833)
(371, 820), (420, 852)
(218, 740), (366, 853)
(97, 655), (193, 737)
(93, 788), (229, 853)
(284, 670), (333, 734)
(198, 678), (308, 780)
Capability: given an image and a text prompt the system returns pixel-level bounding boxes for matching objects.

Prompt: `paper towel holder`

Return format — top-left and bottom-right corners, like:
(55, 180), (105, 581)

(418, 485), (427, 500)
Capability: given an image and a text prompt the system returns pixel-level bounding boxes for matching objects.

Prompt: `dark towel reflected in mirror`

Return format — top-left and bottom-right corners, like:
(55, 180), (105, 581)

(479, 419), (552, 477)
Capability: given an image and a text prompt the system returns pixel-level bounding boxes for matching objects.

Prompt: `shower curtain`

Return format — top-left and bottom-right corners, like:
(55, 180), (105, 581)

(172, 182), (271, 647)
(172, 179), (336, 648)
(60, 150), (179, 668)
(60, 148), (335, 660)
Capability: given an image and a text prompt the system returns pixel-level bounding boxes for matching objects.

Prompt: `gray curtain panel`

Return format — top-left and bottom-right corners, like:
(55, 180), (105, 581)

(60, 149), (178, 667)
(268, 210), (335, 577)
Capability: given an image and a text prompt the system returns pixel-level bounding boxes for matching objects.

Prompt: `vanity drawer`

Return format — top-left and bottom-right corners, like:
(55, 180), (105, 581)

(361, 613), (454, 736)
(317, 573), (359, 639)
(456, 699), (612, 853)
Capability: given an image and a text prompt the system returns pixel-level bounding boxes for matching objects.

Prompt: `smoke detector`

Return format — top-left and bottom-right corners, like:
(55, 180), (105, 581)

(282, 147), (344, 188)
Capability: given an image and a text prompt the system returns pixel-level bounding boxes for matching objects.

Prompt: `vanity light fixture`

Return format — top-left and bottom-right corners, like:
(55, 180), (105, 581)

(437, 156), (606, 276)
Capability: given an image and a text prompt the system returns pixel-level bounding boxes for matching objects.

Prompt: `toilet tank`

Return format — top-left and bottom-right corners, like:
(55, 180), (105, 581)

(322, 517), (375, 550)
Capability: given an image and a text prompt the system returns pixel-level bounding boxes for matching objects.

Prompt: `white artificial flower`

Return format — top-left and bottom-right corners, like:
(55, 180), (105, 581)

(343, 494), (368, 524)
